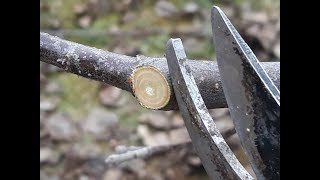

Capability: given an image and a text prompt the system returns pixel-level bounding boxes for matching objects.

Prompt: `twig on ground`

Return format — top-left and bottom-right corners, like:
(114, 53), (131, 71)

(105, 142), (192, 165)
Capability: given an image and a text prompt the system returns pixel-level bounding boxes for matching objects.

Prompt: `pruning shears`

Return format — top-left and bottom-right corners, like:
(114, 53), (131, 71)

(165, 6), (280, 180)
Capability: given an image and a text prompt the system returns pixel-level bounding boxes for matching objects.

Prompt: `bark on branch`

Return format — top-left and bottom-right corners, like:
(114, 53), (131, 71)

(40, 32), (280, 110)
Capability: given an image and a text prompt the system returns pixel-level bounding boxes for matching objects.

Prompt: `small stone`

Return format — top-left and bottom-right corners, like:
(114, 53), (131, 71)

(137, 125), (169, 146)
(171, 113), (185, 128)
(47, 63), (61, 73)
(183, 38), (203, 52)
(40, 73), (46, 83)
(102, 168), (123, 180)
(138, 125), (190, 146)
(165, 169), (176, 179)
(163, 110), (174, 117)
(45, 113), (79, 141)
(223, 6), (235, 18)
(122, 11), (136, 23)
(78, 175), (89, 180)
(245, 12), (268, 23)
(40, 147), (59, 164)
(215, 118), (234, 132)
(113, 43), (139, 57)
(245, 165), (257, 179)
(273, 39), (280, 58)
(208, 108), (229, 119)
(40, 171), (59, 180)
(146, 174), (164, 180)
(147, 132), (169, 146)
(74, 4), (87, 15)
(139, 112), (171, 130)
(136, 125), (149, 138)
(40, 113), (49, 140)
(99, 86), (123, 107)
(119, 159), (146, 178)
(78, 15), (91, 28)
(45, 81), (63, 94)
(183, 2), (199, 14)
(154, 1), (178, 17)
(168, 127), (191, 145)
(226, 133), (241, 150)
(71, 143), (102, 157)
(82, 108), (118, 139)
(187, 155), (201, 166)
(40, 111), (46, 123)
(49, 19), (60, 29)
(180, 164), (192, 175)
(40, 98), (59, 112)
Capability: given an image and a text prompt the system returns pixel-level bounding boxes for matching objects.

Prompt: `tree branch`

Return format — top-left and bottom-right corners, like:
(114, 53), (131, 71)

(105, 142), (192, 166)
(40, 32), (280, 110)
(105, 125), (239, 166)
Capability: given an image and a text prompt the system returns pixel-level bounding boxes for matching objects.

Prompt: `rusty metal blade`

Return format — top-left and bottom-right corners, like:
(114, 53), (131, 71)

(211, 6), (280, 180)
(165, 38), (253, 180)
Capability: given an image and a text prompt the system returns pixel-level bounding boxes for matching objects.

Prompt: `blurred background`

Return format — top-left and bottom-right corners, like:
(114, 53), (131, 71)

(40, 0), (280, 179)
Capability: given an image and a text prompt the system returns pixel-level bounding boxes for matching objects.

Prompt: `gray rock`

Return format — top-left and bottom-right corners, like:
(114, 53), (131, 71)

(40, 73), (46, 83)
(40, 147), (60, 164)
(163, 110), (175, 117)
(40, 171), (59, 180)
(187, 155), (201, 166)
(78, 15), (91, 28)
(137, 125), (170, 146)
(99, 86), (124, 107)
(183, 2), (199, 14)
(74, 4), (87, 15)
(154, 1), (178, 17)
(45, 81), (63, 94)
(122, 11), (136, 23)
(171, 113), (185, 128)
(215, 117), (234, 133)
(45, 113), (79, 141)
(165, 169), (176, 179)
(40, 97), (59, 112)
(144, 173), (164, 180)
(183, 38), (203, 53)
(145, 132), (169, 146)
(119, 159), (146, 178)
(209, 108), (229, 119)
(82, 108), (118, 138)
(46, 63), (62, 74)
(226, 133), (241, 150)
(139, 112), (171, 130)
(168, 127), (190, 145)
(273, 40), (280, 58)
(78, 175), (90, 180)
(137, 125), (190, 146)
(102, 168), (123, 180)
(245, 165), (257, 179)
(40, 111), (46, 123)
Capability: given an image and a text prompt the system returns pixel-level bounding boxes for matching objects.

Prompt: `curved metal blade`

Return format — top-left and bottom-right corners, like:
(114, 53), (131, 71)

(211, 6), (280, 180)
(166, 38), (253, 180)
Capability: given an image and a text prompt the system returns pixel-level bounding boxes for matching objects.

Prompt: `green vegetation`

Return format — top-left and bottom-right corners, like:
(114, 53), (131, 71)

(140, 33), (170, 56)
(53, 73), (99, 120)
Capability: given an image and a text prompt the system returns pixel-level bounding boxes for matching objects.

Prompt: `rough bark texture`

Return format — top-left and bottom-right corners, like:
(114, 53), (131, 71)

(40, 32), (280, 110)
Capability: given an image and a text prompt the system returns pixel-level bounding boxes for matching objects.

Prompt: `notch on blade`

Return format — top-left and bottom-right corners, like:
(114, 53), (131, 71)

(211, 6), (280, 180)
(166, 38), (253, 180)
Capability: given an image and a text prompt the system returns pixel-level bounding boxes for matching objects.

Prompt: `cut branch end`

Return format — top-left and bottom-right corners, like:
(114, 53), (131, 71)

(131, 66), (171, 110)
